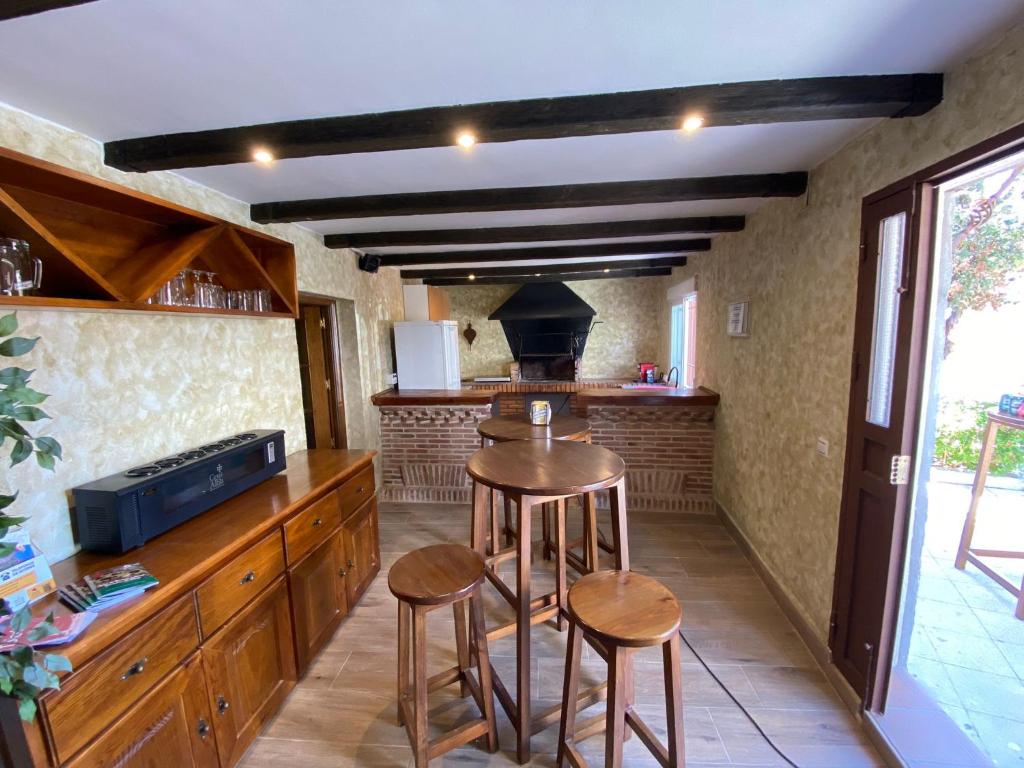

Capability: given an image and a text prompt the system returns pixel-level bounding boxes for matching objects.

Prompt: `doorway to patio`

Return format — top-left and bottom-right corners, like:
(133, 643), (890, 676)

(882, 148), (1024, 767)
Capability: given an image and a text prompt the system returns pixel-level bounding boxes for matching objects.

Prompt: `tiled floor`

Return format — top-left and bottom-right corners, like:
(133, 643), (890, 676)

(883, 476), (1024, 768)
(240, 502), (884, 767)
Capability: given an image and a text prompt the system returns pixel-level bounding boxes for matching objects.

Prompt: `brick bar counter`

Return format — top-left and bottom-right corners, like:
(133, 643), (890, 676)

(371, 385), (718, 515)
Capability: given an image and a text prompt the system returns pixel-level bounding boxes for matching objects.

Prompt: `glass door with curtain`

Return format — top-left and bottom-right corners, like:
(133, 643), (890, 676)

(670, 293), (697, 387)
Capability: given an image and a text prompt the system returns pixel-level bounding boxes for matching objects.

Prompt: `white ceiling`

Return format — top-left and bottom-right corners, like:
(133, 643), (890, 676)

(0, 0), (1020, 270)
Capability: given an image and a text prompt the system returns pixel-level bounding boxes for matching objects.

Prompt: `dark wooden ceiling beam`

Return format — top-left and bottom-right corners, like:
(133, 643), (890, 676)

(324, 215), (743, 248)
(0, 0), (97, 21)
(251, 174), (805, 224)
(424, 267), (674, 286)
(402, 256), (688, 279)
(104, 75), (942, 172)
(377, 238), (709, 267)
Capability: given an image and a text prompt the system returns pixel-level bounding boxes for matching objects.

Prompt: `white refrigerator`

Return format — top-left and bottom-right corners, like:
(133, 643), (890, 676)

(394, 320), (462, 390)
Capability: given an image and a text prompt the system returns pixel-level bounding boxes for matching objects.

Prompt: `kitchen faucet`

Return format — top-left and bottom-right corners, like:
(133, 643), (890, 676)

(666, 366), (680, 388)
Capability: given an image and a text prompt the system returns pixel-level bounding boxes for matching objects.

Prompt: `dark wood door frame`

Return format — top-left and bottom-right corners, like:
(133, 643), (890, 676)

(296, 293), (347, 449)
(831, 120), (1024, 711)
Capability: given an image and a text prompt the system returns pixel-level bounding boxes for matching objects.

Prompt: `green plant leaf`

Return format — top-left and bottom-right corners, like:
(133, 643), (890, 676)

(0, 313), (16, 337)
(0, 491), (17, 510)
(11, 406), (48, 422)
(0, 418), (28, 437)
(0, 514), (28, 528)
(35, 451), (55, 471)
(17, 696), (36, 722)
(0, 367), (32, 386)
(5, 387), (47, 405)
(0, 544), (13, 558)
(42, 654), (72, 673)
(34, 436), (62, 459)
(10, 606), (32, 631)
(0, 336), (38, 357)
(10, 439), (32, 466)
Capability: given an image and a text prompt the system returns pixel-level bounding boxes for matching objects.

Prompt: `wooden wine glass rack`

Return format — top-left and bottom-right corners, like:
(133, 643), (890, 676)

(0, 147), (298, 318)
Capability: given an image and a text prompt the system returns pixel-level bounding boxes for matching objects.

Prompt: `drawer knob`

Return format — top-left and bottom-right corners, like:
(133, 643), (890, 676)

(197, 718), (211, 738)
(347, 559), (355, 569)
(312, 517), (324, 527)
(217, 696), (230, 715)
(240, 570), (257, 584)
(357, 486), (365, 493)
(338, 568), (347, 577)
(121, 657), (148, 680)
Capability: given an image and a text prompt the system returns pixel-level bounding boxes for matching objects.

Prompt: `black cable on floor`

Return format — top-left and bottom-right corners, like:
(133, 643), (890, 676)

(678, 629), (801, 768)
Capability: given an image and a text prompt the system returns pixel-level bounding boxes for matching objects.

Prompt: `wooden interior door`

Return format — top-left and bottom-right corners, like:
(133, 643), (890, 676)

(202, 579), (297, 766)
(295, 299), (346, 449)
(831, 184), (929, 707)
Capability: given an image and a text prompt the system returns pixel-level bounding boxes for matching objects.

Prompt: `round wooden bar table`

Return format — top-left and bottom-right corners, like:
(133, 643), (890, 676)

(477, 414), (600, 570)
(467, 440), (629, 764)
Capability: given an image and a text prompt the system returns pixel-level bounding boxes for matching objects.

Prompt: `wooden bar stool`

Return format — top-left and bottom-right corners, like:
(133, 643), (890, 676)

(477, 413), (603, 570)
(389, 544), (499, 767)
(559, 571), (684, 768)
(467, 440), (629, 764)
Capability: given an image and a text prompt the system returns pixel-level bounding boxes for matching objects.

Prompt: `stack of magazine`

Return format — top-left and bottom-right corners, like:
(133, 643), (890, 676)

(58, 564), (158, 613)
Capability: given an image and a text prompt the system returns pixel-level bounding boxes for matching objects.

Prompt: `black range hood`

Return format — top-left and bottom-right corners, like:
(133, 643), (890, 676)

(488, 283), (596, 381)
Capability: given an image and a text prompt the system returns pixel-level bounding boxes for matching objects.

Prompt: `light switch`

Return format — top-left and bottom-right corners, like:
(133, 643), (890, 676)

(816, 437), (830, 457)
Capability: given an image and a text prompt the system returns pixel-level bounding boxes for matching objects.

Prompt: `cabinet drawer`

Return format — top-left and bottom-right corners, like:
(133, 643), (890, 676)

(45, 594), (199, 764)
(284, 489), (342, 564)
(338, 465), (375, 520)
(196, 531), (284, 636)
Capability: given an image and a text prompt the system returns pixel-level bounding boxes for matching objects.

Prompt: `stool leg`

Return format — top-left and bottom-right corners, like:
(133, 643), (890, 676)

(606, 644), (627, 768)
(397, 600), (409, 727)
(555, 498), (568, 631)
(504, 494), (514, 547)
(453, 599), (470, 698)
(471, 480), (489, 555)
(412, 605), (429, 768)
(470, 591), (499, 753)
(663, 633), (685, 767)
(584, 492), (599, 572)
(542, 502), (552, 561)
(493, 489), (504, 556)
(557, 620), (584, 768)
(609, 479), (630, 571)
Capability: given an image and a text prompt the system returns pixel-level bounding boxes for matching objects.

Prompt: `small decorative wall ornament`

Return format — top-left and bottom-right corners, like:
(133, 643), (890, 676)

(463, 322), (477, 347)
(727, 300), (750, 338)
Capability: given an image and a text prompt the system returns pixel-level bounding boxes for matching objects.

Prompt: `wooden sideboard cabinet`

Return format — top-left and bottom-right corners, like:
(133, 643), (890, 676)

(2, 449), (378, 768)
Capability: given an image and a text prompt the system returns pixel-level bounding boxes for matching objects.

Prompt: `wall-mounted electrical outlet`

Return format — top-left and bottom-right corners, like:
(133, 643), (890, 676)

(816, 437), (830, 457)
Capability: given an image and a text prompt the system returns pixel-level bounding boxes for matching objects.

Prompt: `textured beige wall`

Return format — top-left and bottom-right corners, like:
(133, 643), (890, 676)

(664, 23), (1024, 643)
(444, 277), (666, 380)
(0, 103), (403, 560)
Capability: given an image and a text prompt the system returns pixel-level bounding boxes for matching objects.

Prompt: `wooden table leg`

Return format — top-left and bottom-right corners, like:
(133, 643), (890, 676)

(542, 502), (553, 561)
(606, 644), (627, 768)
(664, 633), (685, 767)
(412, 605), (429, 768)
(453, 600), (470, 698)
(516, 494), (535, 764)
(490, 489), (501, 556)
(472, 480), (489, 556)
(557, 620), (583, 768)
(583, 492), (599, 572)
(397, 601), (409, 726)
(609, 479), (630, 571)
(555, 498), (567, 631)
(956, 416), (999, 570)
(470, 591), (499, 753)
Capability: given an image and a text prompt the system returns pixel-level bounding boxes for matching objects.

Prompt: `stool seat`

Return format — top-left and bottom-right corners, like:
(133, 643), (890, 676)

(568, 571), (681, 648)
(389, 544), (485, 606)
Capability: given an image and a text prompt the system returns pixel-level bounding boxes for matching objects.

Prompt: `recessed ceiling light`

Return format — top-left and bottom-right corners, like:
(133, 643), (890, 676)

(681, 115), (705, 133)
(456, 131), (477, 149)
(534, 273), (541, 277)
(252, 147), (275, 165)
(468, 273), (476, 281)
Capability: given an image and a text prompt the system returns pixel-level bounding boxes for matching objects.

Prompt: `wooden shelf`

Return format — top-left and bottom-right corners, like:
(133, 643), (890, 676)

(0, 148), (298, 318)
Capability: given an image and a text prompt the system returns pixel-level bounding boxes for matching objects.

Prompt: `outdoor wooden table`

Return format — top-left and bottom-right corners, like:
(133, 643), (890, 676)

(466, 439), (629, 764)
(955, 409), (1024, 619)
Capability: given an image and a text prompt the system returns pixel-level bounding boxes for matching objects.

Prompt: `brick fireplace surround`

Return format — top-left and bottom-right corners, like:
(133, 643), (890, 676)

(372, 383), (719, 516)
